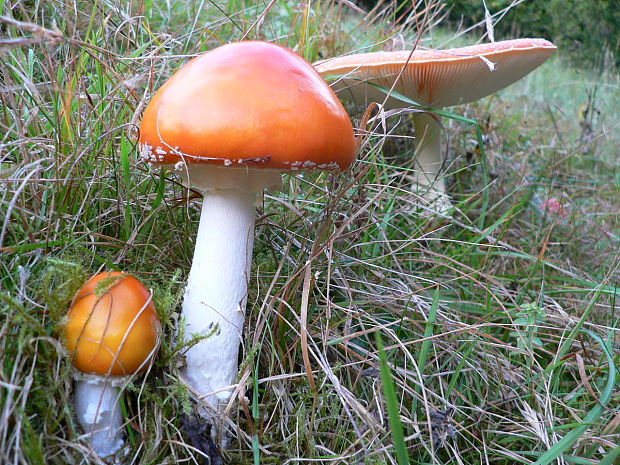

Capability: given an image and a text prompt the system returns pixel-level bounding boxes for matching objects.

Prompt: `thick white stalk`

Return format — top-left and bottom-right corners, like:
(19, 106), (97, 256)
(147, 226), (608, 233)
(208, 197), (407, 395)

(181, 188), (256, 412)
(412, 113), (453, 213)
(74, 377), (124, 458)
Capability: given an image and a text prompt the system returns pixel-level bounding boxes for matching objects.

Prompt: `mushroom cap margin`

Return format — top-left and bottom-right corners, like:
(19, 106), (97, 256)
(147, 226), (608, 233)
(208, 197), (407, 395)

(315, 38), (557, 108)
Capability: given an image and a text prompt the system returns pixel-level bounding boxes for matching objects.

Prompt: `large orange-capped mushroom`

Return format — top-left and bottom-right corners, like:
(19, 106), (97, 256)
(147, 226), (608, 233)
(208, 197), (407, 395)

(315, 38), (556, 213)
(138, 41), (356, 440)
(139, 40), (355, 171)
(64, 272), (160, 458)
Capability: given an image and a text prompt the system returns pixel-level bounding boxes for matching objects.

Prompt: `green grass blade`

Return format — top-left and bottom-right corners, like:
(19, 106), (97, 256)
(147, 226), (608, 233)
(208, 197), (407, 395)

(600, 445), (620, 465)
(376, 331), (410, 465)
(252, 362), (260, 465)
(120, 134), (133, 241)
(532, 330), (617, 465)
(412, 287), (439, 411)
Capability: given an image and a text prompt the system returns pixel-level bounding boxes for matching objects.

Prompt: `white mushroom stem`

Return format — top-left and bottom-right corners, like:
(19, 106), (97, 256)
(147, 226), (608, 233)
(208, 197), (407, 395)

(74, 376), (124, 458)
(182, 188), (255, 409)
(177, 166), (281, 420)
(411, 113), (453, 213)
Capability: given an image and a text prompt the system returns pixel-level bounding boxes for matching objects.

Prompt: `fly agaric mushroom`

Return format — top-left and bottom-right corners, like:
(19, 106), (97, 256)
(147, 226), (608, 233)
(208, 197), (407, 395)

(64, 272), (160, 458)
(315, 38), (556, 212)
(138, 41), (355, 426)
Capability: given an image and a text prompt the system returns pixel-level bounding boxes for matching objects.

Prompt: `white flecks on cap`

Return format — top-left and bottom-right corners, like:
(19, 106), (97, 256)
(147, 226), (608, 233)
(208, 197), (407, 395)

(139, 145), (343, 171)
(139, 143), (157, 163)
(318, 161), (341, 170)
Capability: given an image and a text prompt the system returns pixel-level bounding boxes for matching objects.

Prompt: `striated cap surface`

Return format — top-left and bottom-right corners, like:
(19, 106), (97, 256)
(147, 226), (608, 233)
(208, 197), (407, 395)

(315, 38), (556, 108)
(139, 41), (356, 171)
(65, 272), (160, 377)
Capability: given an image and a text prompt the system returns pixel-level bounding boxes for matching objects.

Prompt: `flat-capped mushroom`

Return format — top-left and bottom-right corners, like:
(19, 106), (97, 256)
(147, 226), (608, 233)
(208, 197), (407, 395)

(315, 38), (556, 212)
(138, 41), (356, 430)
(64, 272), (160, 458)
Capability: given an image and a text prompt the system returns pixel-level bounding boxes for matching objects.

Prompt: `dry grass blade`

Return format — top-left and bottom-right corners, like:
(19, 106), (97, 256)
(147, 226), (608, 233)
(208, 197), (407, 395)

(299, 260), (317, 393)
(0, 15), (63, 50)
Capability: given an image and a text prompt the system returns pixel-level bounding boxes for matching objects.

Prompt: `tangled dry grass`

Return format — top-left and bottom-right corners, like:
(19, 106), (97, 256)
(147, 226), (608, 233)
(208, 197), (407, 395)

(1, 1), (618, 464)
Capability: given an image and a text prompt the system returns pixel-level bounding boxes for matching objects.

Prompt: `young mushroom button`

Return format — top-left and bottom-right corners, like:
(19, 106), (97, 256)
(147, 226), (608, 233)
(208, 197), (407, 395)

(64, 272), (160, 458)
(138, 41), (356, 435)
(315, 38), (556, 213)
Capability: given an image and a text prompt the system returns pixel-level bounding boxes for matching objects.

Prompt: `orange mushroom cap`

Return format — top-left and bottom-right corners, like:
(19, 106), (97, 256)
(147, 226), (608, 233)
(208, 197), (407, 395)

(139, 41), (356, 171)
(315, 38), (556, 108)
(65, 272), (160, 377)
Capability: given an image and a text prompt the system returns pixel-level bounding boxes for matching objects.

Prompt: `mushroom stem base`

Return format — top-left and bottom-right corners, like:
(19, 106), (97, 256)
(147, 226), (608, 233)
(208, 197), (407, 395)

(74, 377), (124, 458)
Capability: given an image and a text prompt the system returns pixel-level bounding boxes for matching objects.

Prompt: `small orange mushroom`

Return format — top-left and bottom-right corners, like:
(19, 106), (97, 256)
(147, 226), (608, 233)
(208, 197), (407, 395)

(65, 271), (160, 458)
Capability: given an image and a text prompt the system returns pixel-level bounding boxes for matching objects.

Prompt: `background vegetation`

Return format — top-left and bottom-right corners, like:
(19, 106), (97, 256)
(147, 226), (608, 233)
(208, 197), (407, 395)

(1, 0), (618, 464)
(444, 0), (620, 70)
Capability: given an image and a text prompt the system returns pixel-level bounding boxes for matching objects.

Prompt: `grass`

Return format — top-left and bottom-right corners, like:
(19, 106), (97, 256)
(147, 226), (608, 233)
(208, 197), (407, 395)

(1, 0), (619, 464)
